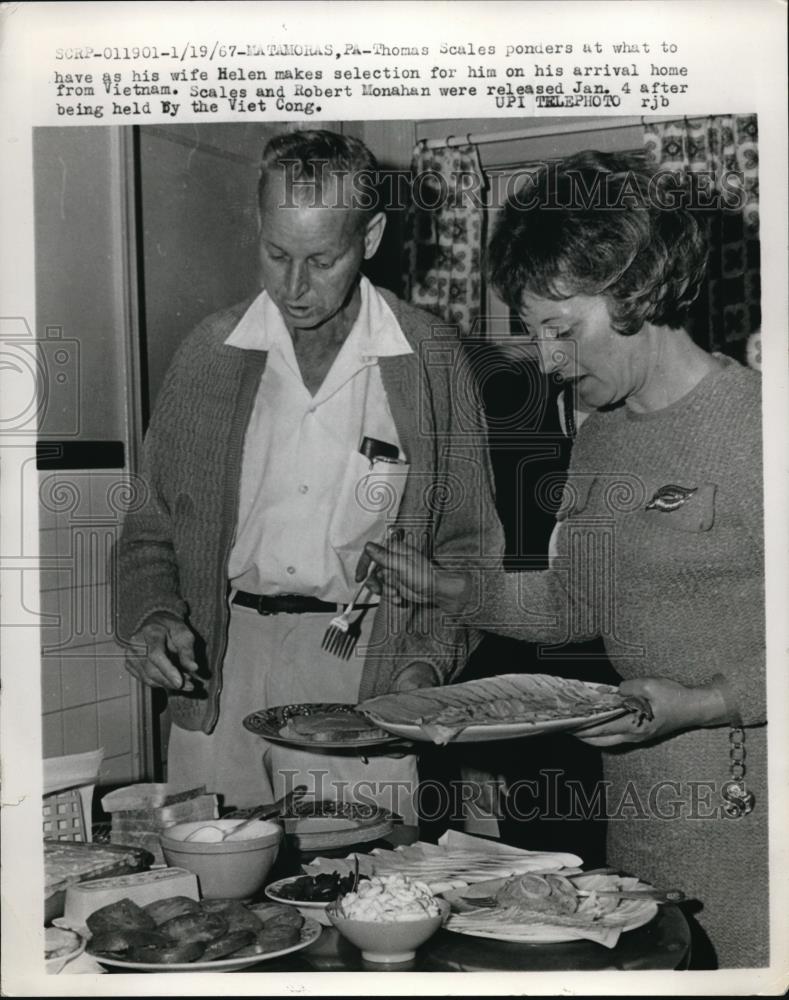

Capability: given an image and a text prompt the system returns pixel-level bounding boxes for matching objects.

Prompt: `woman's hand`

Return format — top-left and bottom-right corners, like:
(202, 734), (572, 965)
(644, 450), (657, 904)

(358, 537), (472, 611)
(574, 677), (730, 747)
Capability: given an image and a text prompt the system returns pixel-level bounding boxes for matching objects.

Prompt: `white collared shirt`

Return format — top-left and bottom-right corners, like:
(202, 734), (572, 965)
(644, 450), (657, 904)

(225, 277), (413, 602)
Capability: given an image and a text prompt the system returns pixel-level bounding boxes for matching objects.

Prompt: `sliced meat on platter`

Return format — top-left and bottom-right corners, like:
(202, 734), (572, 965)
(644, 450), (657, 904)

(358, 674), (628, 743)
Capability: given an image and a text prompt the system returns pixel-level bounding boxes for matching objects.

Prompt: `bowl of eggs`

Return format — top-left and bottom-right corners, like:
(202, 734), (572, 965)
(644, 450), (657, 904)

(160, 819), (282, 899)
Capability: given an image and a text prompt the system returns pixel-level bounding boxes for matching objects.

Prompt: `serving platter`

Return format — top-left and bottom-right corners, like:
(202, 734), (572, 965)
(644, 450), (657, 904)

(243, 703), (405, 753)
(358, 675), (631, 744)
(441, 874), (659, 946)
(44, 840), (155, 924)
(304, 838), (583, 892)
(284, 813), (396, 852)
(88, 917), (322, 973)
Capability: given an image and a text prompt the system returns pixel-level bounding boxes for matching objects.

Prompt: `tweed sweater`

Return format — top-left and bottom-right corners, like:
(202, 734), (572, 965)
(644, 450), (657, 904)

(463, 358), (768, 967)
(116, 288), (505, 734)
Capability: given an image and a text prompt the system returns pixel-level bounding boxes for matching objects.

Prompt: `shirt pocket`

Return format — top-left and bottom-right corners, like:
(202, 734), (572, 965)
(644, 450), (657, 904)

(328, 449), (410, 558)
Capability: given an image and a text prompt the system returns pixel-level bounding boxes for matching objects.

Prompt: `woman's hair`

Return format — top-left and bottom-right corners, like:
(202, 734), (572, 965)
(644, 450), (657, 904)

(488, 150), (708, 336)
(258, 129), (380, 219)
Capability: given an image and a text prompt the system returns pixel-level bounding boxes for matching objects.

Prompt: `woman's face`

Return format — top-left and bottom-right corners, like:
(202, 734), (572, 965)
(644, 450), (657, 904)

(518, 292), (652, 409)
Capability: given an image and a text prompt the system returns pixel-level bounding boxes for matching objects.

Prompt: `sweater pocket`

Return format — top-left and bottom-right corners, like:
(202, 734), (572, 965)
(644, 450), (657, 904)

(642, 481), (717, 532)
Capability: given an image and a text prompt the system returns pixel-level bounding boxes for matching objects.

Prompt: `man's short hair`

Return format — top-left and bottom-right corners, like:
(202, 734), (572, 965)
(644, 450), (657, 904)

(488, 150), (709, 336)
(258, 129), (381, 219)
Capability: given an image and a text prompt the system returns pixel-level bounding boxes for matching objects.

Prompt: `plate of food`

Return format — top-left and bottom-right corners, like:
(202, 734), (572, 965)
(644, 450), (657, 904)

(243, 703), (406, 752)
(358, 674), (641, 744)
(441, 872), (660, 947)
(85, 895), (321, 972)
(44, 839), (155, 923)
(265, 871), (370, 925)
(45, 927), (86, 974)
(303, 832), (583, 892)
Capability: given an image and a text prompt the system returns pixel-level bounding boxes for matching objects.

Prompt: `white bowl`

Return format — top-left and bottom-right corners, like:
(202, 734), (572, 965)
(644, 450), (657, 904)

(160, 819), (281, 899)
(327, 898), (449, 963)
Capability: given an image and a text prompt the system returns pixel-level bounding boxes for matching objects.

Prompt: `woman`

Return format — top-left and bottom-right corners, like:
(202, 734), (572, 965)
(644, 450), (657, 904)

(363, 152), (766, 968)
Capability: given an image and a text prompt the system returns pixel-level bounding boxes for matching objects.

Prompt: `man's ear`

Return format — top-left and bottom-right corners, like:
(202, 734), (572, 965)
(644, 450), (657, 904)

(362, 211), (387, 260)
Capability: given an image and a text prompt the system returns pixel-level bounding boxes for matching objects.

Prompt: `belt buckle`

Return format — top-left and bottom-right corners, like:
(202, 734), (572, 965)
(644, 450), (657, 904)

(255, 595), (274, 616)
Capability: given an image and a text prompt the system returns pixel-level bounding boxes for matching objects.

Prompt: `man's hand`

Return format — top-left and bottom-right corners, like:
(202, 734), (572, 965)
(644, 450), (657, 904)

(574, 677), (730, 747)
(125, 611), (201, 693)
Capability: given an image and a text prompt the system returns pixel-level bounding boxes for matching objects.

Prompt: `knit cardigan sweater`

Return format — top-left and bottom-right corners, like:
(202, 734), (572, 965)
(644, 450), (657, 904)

(116, 288), (505, 734)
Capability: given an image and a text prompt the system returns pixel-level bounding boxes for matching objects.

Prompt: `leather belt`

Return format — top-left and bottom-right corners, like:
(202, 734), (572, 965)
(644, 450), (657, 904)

(232, 590), (376, 616)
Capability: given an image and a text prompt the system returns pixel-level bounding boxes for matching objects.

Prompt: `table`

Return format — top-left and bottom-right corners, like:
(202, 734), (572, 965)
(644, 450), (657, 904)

(243, 827), (692, 973)
(247, 905), (690, 973)
(62, 823), (693, 974)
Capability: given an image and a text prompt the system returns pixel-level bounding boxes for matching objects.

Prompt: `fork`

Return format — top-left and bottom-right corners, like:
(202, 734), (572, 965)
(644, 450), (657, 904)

(321, 566), (376, 660)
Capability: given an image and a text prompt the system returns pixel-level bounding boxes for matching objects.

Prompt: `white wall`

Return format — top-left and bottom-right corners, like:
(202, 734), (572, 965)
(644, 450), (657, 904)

(34, 127), (143, 788)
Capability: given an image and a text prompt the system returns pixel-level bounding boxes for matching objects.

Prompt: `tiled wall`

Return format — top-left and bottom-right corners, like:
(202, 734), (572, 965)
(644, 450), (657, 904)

(38, 468), (144, 788)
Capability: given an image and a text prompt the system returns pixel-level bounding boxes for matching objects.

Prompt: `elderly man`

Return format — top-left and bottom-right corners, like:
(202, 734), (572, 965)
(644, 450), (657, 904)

(116, 129), (503, 823)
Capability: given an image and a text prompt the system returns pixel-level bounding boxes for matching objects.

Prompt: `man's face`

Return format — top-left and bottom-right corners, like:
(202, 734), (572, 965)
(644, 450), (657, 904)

(258, 171), (383, 335)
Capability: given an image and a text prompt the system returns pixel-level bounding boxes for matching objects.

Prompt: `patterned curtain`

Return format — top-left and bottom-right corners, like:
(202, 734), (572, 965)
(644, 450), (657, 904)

(402, 142), (486, 337)
(643, 115), (760, 356)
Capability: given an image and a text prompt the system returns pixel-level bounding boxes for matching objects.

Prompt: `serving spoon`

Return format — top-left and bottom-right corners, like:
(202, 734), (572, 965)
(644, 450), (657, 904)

(184, 785), (307, 842)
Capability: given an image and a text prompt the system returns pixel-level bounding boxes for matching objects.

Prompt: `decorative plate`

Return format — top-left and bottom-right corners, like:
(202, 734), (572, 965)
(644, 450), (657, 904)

(88, 917), (322, 972)
(242, 702), (405, 752)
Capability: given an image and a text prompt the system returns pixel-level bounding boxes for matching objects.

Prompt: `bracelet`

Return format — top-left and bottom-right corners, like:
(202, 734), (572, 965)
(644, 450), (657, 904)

(721, 726), (756, 817)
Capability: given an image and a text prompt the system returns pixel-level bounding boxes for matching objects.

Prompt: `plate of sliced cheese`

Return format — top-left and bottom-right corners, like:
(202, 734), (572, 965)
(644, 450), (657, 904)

(303, 832), (583, 894)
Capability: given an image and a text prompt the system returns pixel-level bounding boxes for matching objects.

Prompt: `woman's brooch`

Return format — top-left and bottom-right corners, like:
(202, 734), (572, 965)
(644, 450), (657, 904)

(645, 484), (697, 512)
